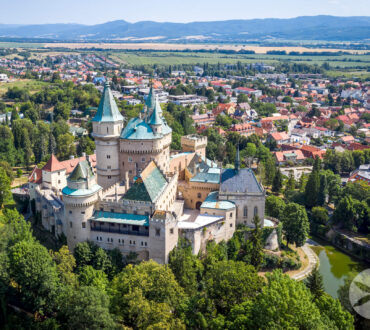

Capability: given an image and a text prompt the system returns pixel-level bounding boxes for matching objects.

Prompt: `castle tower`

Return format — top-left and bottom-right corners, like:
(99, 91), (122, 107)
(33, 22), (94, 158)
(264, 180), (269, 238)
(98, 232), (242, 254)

(148, 211), (178, 264)
(62, 160), (102, 250)
(92, 82), (124, 189)
(180, 134), (208, 158)
(148, 99), (163, 135)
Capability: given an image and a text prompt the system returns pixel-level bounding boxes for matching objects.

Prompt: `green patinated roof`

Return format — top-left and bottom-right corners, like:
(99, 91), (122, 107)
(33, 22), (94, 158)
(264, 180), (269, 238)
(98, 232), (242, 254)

(148, 99), (163, 126)
(201, 191), (235, 210)
(120, 117), (172, 140)
(123, 161), (167, 202)
(92, 82), (124, 123)
(62, 184), (101, 196)
(90, 211), (149, 226)
(145, 86), (156, 110)
(68, 160), (94, 182)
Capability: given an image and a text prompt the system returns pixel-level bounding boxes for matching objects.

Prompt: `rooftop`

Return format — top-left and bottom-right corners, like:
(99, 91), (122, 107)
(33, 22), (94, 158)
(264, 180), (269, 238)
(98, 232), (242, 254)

(221, 168), (263, 194)
(90, 211), (149, 227)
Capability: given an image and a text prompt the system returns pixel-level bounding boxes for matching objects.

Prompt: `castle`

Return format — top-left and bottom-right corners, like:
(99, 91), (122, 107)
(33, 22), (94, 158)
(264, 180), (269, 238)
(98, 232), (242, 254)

(29, 82), (265, 263)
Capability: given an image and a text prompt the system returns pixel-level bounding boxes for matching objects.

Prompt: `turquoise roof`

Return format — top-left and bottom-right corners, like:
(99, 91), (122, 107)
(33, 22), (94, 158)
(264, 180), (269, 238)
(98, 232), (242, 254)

(92, 82), (124, 123)
(120, 117), (171, 140)
(190, 172), (220, 184)
(148, 99), (163, 126)
(90, 211), (149, 227)
(201, 191), (235, 210)
(145, 86), (156, 110)
(123, 161), (167, 202)
(62, 184), (101, 196)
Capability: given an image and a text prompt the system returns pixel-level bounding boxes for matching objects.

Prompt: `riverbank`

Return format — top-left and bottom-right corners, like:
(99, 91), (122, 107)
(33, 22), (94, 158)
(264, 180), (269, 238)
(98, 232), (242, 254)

(310, 236), (368, 298)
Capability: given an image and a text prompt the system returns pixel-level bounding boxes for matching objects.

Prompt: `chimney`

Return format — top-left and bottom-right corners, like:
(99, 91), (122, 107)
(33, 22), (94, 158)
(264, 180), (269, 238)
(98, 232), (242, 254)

(125, 171), (129, 191)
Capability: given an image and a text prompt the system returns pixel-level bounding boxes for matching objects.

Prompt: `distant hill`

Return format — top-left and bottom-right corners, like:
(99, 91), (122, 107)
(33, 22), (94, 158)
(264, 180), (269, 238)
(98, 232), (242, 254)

(0, 16), (369, 42)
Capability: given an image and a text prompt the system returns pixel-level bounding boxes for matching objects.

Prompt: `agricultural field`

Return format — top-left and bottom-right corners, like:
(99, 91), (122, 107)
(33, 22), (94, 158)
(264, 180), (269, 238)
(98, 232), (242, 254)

(0, 79), (47, 96)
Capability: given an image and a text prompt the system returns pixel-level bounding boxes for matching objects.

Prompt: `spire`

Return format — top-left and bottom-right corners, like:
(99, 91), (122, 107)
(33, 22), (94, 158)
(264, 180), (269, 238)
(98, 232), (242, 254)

(235, 144), (240, 172)
(148, 98), (163, 127)
(42, 154), (64, 172)
(92, 81), (124, 123)
(145, 84), (156, 111)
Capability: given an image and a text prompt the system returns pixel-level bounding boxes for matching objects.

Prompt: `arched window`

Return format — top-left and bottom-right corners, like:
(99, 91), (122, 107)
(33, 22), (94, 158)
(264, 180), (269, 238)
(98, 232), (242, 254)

(243, 206), (248, 217)
(254, 206), (258, 216)
(197, 193), (201, 198)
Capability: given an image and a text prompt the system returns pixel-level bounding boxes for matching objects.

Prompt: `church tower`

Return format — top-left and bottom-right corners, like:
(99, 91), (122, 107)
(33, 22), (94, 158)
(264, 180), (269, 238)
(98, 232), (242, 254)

(92, 82), (124, 189)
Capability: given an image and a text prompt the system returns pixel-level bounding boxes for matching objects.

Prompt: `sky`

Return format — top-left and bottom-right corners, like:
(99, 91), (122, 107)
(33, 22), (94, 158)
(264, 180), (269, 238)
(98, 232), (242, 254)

(0, 0), (369, 25)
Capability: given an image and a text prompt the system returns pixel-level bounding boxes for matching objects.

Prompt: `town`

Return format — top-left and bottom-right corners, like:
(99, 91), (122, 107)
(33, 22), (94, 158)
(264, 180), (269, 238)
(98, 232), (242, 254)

(0, 34), (369, 329)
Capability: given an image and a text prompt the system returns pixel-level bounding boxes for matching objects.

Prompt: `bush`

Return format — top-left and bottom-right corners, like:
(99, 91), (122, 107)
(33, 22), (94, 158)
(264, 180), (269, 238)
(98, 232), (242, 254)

(262, 254), (280, 269)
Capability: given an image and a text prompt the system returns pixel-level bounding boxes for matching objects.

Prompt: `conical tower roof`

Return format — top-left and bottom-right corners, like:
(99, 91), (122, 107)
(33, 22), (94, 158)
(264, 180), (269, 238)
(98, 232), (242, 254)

(92, 81), (124, 123)
(68, 160), (94, 182)
(42, 154), (64, 172)
(145, 86), (156, 110)
(148, 98), (163, 126)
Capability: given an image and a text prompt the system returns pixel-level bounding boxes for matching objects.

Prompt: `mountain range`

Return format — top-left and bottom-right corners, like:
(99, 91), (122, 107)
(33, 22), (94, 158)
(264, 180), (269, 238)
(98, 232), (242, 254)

(0, 16), (369, 42)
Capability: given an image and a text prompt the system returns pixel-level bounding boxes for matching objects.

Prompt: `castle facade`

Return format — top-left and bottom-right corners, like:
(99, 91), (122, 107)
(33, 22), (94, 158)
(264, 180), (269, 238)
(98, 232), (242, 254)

(29, 82), (265, 263)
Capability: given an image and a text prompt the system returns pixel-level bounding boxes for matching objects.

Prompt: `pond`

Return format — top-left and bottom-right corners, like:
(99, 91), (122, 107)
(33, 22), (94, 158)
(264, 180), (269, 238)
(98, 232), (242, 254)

(310, 237), (368, 298)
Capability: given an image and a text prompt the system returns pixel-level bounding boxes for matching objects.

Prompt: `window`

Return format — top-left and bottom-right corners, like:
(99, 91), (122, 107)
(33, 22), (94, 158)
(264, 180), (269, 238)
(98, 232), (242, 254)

(145, 242), (147, 246)
(107, 155), (111, 159)
(170, 228), (174, 234)
(108, 176), (111, 179)
(197, 193), (201, 198)
(107, 166), (111, 169)
(69, 210), (72, 214)
(128, 157), (133, 162)
(82, 222), (86, 228)
(58, 172), (60, 175)
(141, 242), (143, 246)
(230, 223), (233, 227)
(100, 207), (103, 211)
(155, 228), (160, 237)
(58, 180), (61, 184)
(141, 157), (145, 162)
(70, 222), (73, 228)
(96, 236), (99, 241)
(81, 211), (85, 214)
(243, 206), (248, 218)
(230, 212), (232, 218)
(254, 206), (258, 216)
(100, 237), (102, 241)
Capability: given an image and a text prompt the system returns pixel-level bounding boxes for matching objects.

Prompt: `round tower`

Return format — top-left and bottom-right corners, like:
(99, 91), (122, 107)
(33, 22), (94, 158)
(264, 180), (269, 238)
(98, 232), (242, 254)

(62, 159), (102, 250)
(92, 81), (124, 189)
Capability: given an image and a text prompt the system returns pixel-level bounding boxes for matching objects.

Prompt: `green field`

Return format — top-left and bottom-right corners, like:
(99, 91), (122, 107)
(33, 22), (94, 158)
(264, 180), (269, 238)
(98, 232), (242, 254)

(0, 42), (44, 49)
(111, 51), (370, 70)
(0, 80), (47, 96)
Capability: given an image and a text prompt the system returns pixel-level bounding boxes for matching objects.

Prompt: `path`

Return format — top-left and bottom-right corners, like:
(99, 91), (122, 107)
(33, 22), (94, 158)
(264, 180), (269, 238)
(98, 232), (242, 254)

(291, 239), (319, 281)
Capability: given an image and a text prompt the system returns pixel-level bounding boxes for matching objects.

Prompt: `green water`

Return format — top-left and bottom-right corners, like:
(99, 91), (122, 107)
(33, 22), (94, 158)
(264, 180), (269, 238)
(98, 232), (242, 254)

(310, 238), (368, 298)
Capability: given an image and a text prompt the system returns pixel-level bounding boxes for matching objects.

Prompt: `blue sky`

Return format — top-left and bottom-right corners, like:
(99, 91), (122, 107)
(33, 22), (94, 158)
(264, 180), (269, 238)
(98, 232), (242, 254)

(0, 0), (369, 25)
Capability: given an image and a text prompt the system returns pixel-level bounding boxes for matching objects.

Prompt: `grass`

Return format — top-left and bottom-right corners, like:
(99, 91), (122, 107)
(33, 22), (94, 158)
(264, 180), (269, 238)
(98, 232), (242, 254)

(0, 79), (47, 96)
(0, 42), (44, 49)
(110, 50), (370, 71)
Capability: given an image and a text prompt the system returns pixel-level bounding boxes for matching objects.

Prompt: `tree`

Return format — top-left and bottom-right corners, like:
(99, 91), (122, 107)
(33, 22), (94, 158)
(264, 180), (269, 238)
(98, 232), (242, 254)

(305, 169), (320, 208)
(204, 260), (263, 314)
(54, 102), (71, 121)
(285, 172), (296, 194)
(249, 270), (350, 329)
(57, 286), (115, 329)
(317, 174), (328, 206)
(0, 167), (12, 208)
(51, 245), (77, 287)
(77, 136), (95, 156)
(265, 195), (286, 219)
(282, 203), (310, 247)
(8, 240), (59, 314)
(74, 241), (94, 270)
(110, 260), (186, 326)
(272, 167), (283, 193)
(311, 206), (329, 225)
(248, 216), (264, 270)
(168, 242), (203, 296)
(56, 133), (76, 160)
(333, 196), (356, 230)
(78, 265), (108, 292)
(305, 267), (324, 300)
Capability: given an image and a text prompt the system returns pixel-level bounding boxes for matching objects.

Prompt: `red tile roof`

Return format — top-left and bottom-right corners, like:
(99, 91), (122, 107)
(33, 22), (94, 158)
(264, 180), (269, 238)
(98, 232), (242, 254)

(28, 166), (42, 184)
(42, 154), (65, 172)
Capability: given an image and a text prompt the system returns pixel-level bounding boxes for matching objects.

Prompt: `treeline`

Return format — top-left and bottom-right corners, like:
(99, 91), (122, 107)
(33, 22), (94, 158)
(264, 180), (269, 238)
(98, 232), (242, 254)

(0, 207), (354, 329)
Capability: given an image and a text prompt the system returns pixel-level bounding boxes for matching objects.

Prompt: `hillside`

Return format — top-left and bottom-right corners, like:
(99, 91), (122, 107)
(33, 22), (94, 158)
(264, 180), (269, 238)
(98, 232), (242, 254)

(0, 16), (369, 42)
